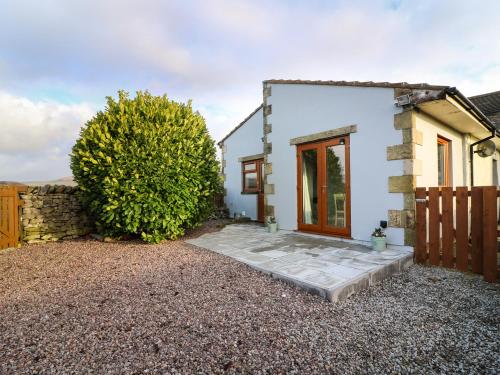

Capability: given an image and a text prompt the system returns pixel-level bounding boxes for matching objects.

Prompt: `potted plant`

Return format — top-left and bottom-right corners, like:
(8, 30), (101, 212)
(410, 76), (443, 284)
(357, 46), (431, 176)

(371, 228), (386, 251)
(267, 216), (278, 233)
(264, 216), (273, 227)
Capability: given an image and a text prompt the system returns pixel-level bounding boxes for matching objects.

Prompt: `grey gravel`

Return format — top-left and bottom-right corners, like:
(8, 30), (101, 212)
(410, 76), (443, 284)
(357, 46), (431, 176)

(1, 220), (499, 374)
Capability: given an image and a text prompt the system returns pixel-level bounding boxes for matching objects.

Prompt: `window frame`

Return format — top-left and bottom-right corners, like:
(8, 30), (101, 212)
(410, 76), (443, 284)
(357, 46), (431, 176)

(241, 159), (262, 194)
(437, 135), (451, 187)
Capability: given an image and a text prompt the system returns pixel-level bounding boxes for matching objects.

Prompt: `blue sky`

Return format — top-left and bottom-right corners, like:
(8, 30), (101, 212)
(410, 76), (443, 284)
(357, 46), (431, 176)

(1, 0), (499, 181)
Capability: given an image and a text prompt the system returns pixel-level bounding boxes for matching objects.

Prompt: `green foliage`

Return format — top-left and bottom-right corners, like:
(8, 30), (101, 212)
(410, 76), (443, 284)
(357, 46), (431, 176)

(71, 91), (220, 243)
(371, 228), (386, 237)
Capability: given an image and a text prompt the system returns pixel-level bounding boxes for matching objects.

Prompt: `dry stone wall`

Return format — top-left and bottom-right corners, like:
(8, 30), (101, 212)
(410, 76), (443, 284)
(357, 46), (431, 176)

(20, 185), (94, 243)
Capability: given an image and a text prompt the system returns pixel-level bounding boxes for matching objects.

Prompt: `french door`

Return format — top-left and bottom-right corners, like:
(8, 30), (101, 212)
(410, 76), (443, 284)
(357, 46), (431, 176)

(297, 136), (351, 237)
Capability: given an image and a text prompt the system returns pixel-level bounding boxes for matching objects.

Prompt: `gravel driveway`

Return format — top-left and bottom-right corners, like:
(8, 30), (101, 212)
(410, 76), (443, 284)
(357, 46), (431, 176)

(1, 221), (499, 374)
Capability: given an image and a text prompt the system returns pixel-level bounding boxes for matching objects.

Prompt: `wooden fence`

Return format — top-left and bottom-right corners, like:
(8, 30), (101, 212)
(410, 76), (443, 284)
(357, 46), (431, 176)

(0, 185), (26, 250)
(415, 186), (499, 282)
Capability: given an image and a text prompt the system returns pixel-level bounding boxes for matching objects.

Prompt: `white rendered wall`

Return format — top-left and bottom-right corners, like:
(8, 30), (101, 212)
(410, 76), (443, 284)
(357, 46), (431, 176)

(415, 112), (467, 187)
(223, 107), (263, 220)
(266, 84), (405, 245)
(415, 111), (500, 187)
(472, 139), (500, 186)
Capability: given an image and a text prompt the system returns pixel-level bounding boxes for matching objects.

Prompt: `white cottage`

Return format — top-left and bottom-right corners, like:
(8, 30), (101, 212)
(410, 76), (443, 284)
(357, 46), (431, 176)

(219, 80), (500, 247)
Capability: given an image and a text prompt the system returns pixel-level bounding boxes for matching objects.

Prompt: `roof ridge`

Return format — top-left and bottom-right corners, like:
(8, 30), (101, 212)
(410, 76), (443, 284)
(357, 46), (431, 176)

(263, 79), (449, 90)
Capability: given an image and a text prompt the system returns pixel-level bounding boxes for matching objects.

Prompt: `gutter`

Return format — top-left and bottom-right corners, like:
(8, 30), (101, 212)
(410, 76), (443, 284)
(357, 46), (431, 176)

(445, 87), (500, 186)
(445, 87), (499, 135)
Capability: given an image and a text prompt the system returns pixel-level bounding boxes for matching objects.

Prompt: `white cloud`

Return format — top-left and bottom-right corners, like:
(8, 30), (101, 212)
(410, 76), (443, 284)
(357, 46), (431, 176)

(0, 91), (94, 180)
(1, 0), (500, 180)
(197, 0), (275, 43)
(0, 89), (258, 181)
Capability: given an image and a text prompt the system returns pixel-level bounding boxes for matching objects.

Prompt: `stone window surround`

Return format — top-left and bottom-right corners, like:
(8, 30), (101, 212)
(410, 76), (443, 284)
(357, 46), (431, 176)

(241, 158), (264, 195)
(238, 153), (265, 163)
(239, 154), (265, 194)
(289, 125), (358, 145)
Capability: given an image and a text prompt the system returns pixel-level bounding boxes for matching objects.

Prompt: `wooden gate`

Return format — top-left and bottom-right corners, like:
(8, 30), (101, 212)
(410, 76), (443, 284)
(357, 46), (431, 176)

(415, 186), (499, 282)
(0, 185), (26, 250)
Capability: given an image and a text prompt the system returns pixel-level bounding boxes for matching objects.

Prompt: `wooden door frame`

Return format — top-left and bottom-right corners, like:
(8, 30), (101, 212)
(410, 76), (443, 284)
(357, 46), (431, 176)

(241, 158), (265, 222)
(297, 142), (322, 233)
(320, 137), (351, 237)
(296, 136), (351, 238)
(437, 135), (451, 187)
(257, 158), (265, 222)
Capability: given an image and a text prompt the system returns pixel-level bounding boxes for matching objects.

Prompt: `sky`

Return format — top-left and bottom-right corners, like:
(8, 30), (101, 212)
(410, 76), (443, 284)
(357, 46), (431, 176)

(1, 0), (499, 181)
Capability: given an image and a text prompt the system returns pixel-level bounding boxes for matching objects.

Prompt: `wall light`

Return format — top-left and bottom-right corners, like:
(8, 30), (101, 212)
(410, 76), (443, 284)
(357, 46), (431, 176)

(394, 94), (412, 107)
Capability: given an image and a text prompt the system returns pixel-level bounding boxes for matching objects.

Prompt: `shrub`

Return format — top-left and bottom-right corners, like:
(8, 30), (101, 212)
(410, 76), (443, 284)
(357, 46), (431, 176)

(70, 91), (220, 243)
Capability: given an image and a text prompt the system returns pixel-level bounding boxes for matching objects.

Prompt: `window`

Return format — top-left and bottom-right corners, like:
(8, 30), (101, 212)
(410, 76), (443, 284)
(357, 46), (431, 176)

(242, 159), (263, 193)
(437, 136), (451, 186)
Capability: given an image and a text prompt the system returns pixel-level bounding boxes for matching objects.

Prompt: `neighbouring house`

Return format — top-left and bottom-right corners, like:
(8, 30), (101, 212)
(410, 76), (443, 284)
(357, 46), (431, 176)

(469, 90), (500, 187)
(219, 80), (500, 247)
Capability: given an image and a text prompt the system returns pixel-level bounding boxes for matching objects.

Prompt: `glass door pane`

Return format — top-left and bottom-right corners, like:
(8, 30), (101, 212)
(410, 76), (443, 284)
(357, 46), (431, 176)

(437, 143), (445, 186)
(326, 144), (346, 228)
(261, 161), (265, 192)
(302, 149), (318, 225)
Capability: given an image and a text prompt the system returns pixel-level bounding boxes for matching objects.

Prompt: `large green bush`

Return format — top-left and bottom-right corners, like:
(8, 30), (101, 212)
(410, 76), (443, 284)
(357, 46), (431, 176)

(70, 91), (220, 243)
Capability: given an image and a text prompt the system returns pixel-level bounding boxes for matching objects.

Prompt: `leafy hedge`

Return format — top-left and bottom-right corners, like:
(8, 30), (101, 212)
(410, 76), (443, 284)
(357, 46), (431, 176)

(71, 91), (220, 243)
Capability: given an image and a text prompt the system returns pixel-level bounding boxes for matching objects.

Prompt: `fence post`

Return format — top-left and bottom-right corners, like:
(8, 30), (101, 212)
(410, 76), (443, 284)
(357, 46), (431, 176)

(441, 187), (454, 268)
(482, 186), (497, 283)
(428, 187), (440, 266)
(455, 187), (469, 271)
(415, 187), (427, 263)
(16, 186), (27, 246)
(470, 187), (483, 274)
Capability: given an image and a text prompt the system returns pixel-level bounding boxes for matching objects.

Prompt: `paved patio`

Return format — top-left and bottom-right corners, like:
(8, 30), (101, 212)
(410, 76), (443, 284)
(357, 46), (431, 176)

(186, 224), (413, 302)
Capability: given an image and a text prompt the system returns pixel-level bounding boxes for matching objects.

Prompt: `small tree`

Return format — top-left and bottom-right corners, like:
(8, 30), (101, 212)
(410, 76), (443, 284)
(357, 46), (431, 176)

(71, 91), (220, 243)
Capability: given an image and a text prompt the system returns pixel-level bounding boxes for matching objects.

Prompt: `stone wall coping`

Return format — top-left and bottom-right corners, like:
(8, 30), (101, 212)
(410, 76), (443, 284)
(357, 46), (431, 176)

(25, 184), (78, 195)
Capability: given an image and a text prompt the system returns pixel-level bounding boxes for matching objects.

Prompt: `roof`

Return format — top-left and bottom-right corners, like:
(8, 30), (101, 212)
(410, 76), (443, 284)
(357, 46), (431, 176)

(469, 90), (500, 129)
(218, 104), (263, 146)
(263, 79), (449, 91)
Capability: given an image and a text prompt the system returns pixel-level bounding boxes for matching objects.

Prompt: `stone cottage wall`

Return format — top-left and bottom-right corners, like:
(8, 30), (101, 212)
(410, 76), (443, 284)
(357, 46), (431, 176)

(20, 185), (94, 243)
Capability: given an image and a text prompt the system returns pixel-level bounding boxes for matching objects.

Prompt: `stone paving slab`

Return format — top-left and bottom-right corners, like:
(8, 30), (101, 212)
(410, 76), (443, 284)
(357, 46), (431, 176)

(186, 224), (413, 302)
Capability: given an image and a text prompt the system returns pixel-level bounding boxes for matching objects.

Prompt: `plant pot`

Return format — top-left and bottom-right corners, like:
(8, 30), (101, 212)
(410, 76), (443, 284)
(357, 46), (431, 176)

(265, 216), (274, 228)
(371, 236), (386, 251)
(268, 223), (278, 233)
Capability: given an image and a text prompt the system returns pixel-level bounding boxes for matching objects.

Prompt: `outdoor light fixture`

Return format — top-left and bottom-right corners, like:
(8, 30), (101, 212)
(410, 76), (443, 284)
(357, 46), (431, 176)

(339, 138), (345, 145)
(394, 94), (412, 107)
